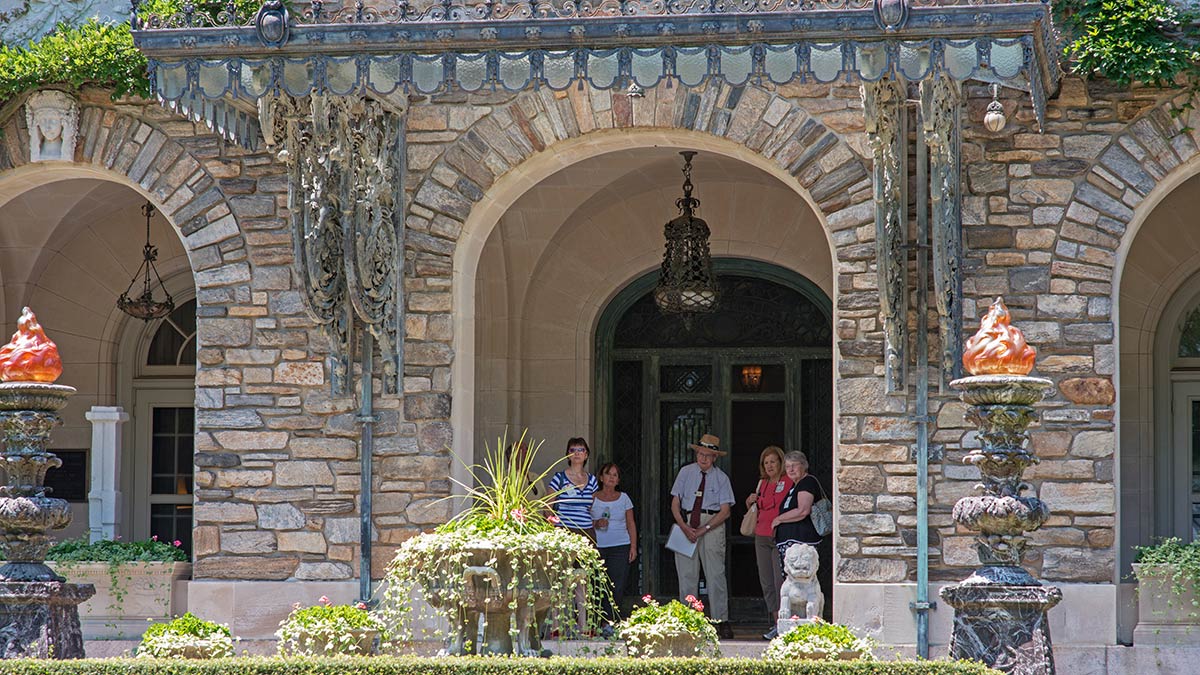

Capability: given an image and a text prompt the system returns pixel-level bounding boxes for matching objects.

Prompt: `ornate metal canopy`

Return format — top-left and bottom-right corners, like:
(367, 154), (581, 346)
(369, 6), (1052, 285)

(133, 0), (1060, 149)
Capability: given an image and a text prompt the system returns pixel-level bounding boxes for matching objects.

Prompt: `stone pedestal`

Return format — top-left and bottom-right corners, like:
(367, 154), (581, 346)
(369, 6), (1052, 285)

(0, 581), (93, 658)
(941, 374), (1060, 675)
(0, 382), (95, 659)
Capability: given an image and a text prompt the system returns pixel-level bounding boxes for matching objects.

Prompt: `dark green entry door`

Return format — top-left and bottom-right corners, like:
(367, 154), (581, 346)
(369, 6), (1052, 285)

(597, 263), (833, 624)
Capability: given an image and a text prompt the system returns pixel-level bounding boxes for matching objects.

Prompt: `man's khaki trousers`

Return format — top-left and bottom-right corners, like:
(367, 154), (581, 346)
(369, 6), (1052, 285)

(674, 512), (728, 621)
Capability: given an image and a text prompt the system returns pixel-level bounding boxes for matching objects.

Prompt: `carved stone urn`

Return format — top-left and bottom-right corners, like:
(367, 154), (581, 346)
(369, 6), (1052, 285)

(940, 298), (1061, 675)
(0, 308), (95, 659)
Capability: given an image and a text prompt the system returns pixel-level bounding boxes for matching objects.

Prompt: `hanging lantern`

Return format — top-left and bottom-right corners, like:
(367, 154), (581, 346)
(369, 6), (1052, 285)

(117, 201), (175, 321)
(654, 151), (719, 317)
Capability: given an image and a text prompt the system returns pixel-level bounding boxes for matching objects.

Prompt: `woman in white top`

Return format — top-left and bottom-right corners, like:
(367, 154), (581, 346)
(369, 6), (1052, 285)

(592, 462), (637, 630)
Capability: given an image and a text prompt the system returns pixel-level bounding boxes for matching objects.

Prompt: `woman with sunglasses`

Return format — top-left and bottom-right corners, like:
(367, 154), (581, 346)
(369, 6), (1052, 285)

(548, 437), (600, 634)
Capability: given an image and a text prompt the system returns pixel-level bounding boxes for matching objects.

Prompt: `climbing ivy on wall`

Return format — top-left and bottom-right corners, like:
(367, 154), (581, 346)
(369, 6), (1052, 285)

(1057, 0), (1200, 89)
(0, 20), (149, 104)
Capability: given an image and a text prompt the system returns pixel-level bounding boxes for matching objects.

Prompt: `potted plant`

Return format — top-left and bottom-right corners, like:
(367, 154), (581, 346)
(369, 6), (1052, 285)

(46, 536), (190, 639)
(136, 612), (234, 659)
(1132, 537), (1200, 645)
(618, 595), (719, 658)
(380, 431), (610, 656)
(763, 620), (876, 661)
(277, 596), (384, 656)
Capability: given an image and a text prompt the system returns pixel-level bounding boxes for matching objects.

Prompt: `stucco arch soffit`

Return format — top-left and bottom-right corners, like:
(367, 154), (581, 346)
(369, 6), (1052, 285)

(0, 105), (252, 284)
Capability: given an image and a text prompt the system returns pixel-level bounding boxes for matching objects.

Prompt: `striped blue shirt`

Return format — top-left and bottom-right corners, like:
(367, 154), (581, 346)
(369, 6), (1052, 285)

(548, 471), (600, 529)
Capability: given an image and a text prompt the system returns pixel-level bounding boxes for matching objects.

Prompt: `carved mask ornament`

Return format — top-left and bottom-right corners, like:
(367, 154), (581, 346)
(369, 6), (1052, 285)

(24, 89), (79, 163)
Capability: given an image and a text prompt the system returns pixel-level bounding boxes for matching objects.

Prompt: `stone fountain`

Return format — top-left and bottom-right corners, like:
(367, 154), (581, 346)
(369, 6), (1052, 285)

(0, 308), (94, 659)
(940, 298), (1061, 675)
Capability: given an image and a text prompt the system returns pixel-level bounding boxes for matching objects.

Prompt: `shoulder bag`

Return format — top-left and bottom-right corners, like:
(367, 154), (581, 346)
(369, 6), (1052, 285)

(739, 480), (761, 537)
(809, 478), (832, 538)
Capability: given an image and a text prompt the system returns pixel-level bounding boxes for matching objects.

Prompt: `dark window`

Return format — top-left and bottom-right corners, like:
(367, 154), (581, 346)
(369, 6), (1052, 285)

(44, 450), (87, 502)
(147, 299), (197, 366)
(151, 407), (194, 496)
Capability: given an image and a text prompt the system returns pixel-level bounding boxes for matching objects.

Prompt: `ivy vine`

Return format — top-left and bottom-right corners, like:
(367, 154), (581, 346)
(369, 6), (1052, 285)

(0, 20), (149, 104)
(1057, 0), (1200, 89)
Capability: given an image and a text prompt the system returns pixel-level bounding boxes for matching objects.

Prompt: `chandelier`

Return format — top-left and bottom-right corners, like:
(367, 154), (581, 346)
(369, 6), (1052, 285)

(654, 151), (718, 317)
(117, 201), (175, 321)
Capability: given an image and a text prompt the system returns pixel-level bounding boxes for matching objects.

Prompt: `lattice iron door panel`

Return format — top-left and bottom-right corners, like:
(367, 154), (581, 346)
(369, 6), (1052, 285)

(657, 400), (712, 597)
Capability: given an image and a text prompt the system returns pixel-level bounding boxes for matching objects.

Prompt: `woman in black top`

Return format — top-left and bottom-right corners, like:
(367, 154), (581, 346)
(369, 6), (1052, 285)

(771, 450), (822, 561)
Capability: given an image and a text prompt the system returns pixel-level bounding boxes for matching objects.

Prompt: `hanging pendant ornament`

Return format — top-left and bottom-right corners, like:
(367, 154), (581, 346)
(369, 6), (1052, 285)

(654, 150), (719, 324)
(117, 201), (175, 321)
(984, 84), (1007, 133)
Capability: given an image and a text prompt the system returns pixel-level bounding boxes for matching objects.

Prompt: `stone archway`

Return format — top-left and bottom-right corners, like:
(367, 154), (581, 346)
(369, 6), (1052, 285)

(401, 85), (879, 522)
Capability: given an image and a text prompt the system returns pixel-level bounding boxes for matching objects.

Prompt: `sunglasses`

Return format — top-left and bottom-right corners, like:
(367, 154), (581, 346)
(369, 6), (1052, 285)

(568, 447), (588, 454)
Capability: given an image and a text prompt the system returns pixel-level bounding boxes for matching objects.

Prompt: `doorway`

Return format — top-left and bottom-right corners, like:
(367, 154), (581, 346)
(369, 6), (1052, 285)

(597, 260), (833, 624)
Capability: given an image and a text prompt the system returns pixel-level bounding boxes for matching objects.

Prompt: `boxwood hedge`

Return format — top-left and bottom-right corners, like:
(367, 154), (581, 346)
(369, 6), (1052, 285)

(0, 656), (1000, 675)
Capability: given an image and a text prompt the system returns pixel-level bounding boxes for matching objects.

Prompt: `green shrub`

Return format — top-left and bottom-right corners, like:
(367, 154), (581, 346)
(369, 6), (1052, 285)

(47, 537), (188, 563)
(1057, 0), (1200, 88)
(0, 19), (149, 103)
(137, 613), (234, 659)
(276, 597), (385, 657)
(0, 656), (1004, 675)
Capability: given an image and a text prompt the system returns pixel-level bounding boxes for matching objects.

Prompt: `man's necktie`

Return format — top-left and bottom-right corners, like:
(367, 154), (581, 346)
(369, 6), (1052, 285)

(689, 471), (707, 529)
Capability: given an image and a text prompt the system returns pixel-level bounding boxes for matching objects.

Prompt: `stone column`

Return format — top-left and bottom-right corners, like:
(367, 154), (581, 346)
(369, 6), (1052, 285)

(84, 406), (127, 543)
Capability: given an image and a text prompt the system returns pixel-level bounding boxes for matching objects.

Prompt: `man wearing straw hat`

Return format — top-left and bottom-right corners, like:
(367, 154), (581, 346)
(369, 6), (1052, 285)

(669, 433), (736, 639)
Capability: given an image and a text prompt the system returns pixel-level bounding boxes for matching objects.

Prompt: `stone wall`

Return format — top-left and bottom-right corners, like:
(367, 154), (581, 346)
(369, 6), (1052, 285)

(3, 72), (1193, 591)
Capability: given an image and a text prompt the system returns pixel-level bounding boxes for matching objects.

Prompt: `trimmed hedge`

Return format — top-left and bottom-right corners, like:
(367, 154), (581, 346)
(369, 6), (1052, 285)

(0, 656), (1001, 675)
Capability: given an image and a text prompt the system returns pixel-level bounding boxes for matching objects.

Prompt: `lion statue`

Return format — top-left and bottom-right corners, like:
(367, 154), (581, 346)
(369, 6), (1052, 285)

(778, 543), (823, 624)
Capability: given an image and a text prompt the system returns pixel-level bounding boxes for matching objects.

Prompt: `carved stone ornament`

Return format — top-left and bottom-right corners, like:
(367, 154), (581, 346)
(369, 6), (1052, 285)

(259, 93), (406, 396)
(861, 77), (907, 393)
(0, 0), (126, 46)
(24, 90), (79, 163)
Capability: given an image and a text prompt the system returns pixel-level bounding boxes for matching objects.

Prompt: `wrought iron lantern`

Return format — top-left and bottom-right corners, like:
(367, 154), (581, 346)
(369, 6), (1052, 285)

(654, 151), (719, 317)
(117, 201), (175, 321)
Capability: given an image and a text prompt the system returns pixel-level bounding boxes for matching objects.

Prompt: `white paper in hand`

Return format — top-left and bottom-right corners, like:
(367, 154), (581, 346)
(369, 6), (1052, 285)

(666, 524), (698, 558)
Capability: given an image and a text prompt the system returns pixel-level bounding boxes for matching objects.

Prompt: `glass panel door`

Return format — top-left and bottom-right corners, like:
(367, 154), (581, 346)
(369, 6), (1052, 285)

(150, 406), (194, 553)
(657, 400), (713, 596)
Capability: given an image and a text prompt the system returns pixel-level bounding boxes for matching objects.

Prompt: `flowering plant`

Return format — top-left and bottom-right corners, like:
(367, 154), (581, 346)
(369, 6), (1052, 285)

(617, 595), (719, 658)
(763, 619), (876, 661)
(380, 430), (611, 652)
(45, 536), (187, 563)
(276, 596), (385, 657)
(136, 612), (234, 659)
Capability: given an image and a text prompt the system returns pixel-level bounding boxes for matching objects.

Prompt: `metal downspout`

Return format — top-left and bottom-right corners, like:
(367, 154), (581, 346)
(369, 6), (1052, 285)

(913, 120), (933, 659)
(359, 331), (376, 604)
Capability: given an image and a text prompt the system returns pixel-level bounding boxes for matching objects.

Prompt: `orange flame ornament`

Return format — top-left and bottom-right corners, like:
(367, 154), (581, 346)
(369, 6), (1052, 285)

(962, 297), (1037, 376)
(0, 308), (63, 383)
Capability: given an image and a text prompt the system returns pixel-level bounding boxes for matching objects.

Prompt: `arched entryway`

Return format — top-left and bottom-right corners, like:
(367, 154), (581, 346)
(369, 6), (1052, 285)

(595, 259), (833, 624)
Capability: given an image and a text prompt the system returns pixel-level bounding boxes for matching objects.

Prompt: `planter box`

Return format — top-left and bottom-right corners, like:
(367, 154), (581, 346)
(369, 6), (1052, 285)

(1132, 563), (1200, 645)
(48, 561), (191, 640)
(626, 630), (706, 658)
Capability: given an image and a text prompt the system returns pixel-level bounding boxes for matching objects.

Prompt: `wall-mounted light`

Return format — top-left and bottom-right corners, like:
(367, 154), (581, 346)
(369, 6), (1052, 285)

(984, 84), (1006, 133)
(740, 365), (763, 393)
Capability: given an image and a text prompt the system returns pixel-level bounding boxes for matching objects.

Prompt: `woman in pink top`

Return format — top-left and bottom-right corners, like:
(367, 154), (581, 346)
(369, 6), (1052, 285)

(744, 445), (793, 639)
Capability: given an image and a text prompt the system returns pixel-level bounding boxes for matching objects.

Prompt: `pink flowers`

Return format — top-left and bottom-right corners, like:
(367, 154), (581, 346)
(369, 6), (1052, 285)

(685, 595), (704, 612)
(173, 540), (181, 547)
(150, 535), (158, 542)
(643, 594), (653, 604)
(509, 508), (527, 523)
(318, 595), (331, 606)
(355, 602), (368, 610)
(547, 514), (561, 525)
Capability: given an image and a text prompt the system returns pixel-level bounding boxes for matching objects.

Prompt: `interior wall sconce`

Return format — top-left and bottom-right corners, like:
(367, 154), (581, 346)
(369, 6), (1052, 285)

(740, 365), (763, 392)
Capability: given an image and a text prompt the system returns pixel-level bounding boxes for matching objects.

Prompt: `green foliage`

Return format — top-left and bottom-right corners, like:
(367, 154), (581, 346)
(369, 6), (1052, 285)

(1134, 537), (1200, 614)
(618, 596), (720, 658)
(47, 537), (188, 563)
(137, 0), (265, 25)
(0, 20), (149, 103)
(138, 614), (234, 659)
(764, 622), (877, 661)
(1057, 0), (1200, 88)
(277, 598), (385, 657)
(0, 656), (1005, 675)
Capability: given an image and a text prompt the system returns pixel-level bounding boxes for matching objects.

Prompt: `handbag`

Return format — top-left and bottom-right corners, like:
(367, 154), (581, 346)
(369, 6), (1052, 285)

(739, 480), (761, 537)
(809, 479), (832, 538)
(739, 505), (758, 537)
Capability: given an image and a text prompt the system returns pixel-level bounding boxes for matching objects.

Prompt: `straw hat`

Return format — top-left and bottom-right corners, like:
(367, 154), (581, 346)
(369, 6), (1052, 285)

(689, 434), (726, 457)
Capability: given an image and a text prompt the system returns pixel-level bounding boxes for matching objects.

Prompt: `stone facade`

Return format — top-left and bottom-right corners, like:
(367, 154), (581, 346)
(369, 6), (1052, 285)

(2, 66), (1199, 647)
